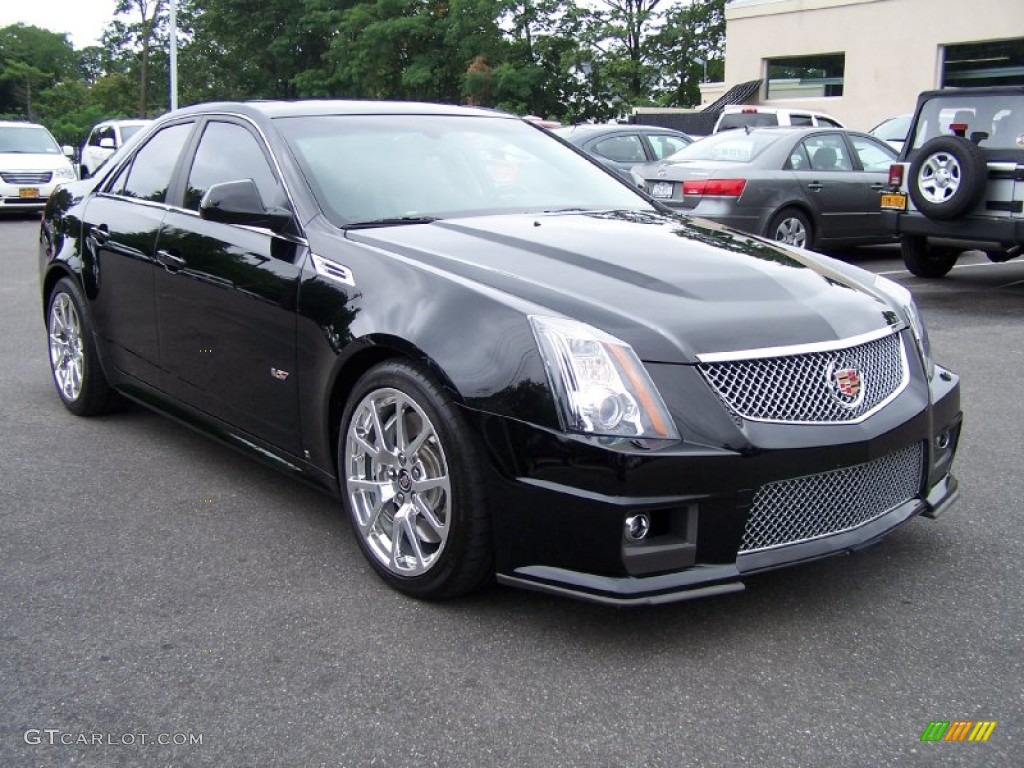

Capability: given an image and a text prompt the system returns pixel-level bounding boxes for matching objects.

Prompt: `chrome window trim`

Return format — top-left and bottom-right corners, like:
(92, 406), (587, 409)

(695, 325), (901, 364)
(93, 110), (305, 238)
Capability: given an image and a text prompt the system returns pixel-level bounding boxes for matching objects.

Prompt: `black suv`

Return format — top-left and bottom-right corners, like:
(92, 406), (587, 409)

(881, 86), (1024, 277)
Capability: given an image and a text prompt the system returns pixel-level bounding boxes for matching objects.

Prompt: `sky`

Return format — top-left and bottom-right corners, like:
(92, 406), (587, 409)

(0, 0), (118, 49)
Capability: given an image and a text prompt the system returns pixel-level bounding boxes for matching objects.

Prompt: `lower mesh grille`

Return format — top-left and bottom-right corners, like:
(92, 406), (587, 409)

(740, 443), (924, 553)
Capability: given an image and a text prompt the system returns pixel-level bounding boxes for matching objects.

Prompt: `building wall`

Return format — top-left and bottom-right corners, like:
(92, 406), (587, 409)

(723, 0), (1024, 130)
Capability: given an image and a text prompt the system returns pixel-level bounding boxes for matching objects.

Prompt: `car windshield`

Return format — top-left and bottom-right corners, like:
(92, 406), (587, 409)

(0, 125), (61, 154)
(911, 93), (1024, 151)
(663, 130), (783, 163)
(276, 114), (652, 226)
(120, 124), (146, 142)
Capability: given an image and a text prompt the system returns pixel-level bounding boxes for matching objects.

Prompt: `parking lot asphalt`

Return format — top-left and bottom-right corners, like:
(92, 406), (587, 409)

(2, 215), (1021, 767)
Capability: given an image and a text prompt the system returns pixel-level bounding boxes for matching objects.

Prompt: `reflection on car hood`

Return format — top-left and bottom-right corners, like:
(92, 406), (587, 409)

(347, 210), (898, 363)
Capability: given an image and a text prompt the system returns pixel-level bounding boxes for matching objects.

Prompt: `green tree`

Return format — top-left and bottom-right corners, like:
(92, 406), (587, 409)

(655, 0), (725, 107)
(0, 24), (78, 118)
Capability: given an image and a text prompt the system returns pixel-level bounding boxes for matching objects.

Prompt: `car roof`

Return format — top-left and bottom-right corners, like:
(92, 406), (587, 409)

(915, 85), (1024, 101)
(720, 104), (838, 117)
(0, 120), (47, 129)
(555, 124), (687, 135)
(170, 100), (512, 120)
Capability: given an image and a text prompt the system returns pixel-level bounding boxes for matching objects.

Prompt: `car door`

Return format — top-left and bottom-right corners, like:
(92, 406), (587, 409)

(83, 120), (196, 384)
(789, 132), (863, 241)
(846, 134), (897, 240)
(153, 118), (304, 454)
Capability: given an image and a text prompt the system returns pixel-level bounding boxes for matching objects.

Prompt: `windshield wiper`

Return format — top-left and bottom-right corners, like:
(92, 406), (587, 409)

(344, 215), (440, 229)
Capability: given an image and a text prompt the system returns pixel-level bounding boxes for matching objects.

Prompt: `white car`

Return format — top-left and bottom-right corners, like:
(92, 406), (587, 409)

(0, 121), (77, 213)
(79, 120), (151, 179)
(714, 105), (845, 133)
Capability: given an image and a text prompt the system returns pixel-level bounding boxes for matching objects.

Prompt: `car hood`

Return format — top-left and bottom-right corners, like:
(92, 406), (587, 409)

(346, 210), (899, 363)
(0, 152), (74, 172)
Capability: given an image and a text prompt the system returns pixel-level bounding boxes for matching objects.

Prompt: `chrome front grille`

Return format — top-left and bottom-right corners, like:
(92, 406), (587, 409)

(740, 442), (924, 553)
(696, 330), (908, 424)
(1, 171), (52, 184)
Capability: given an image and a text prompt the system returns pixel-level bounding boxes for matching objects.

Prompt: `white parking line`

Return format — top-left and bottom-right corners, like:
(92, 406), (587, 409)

(876, 260), (1023, 277)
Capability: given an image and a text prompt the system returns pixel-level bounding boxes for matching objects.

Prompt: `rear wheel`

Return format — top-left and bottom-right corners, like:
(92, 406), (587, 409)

(46, 277), (125, 415)
(767, 207), (813, 250)
(901, 235), (958, 278)
(339, 360), (492, 599)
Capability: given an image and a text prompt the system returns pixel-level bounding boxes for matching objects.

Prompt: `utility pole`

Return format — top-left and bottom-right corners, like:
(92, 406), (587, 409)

(169, 0), (178, 110)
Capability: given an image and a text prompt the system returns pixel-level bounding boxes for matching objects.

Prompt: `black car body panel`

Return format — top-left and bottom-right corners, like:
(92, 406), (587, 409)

(39, 100), (961, 605)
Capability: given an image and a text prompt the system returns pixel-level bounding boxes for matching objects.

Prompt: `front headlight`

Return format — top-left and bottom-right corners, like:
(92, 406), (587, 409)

(54, 166), (77, 181)
(873, 275), (933, 377)
(530, 315), (679, 440)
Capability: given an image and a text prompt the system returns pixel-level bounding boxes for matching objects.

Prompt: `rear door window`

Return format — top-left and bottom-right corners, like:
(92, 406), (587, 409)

(115, 123), (193, 203)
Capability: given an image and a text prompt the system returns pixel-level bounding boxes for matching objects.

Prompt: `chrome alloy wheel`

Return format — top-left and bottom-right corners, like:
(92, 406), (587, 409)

(773, 216), (808, 247)
(48, 292), (85, 402)
(345, 387), (451, 577)
(917, 151), (962, 204)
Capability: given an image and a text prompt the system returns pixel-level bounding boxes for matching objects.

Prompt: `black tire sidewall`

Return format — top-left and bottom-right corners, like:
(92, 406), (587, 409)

(901, 235), (958, 278)
(908, 136), (987, 221)
(337, 360), (491, 599)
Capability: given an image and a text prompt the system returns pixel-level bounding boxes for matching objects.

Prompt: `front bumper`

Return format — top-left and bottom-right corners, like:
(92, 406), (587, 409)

(475, 363), (962, 606)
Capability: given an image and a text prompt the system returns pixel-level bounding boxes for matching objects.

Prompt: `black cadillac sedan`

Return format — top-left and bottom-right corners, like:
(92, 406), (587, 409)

(39, 101), (961, 606)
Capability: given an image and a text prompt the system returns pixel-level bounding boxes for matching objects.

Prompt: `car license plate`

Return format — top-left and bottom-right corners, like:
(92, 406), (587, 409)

(18, 187), (40, 199)
(651, 181), (674, 199)
(880, 193), (906, 211)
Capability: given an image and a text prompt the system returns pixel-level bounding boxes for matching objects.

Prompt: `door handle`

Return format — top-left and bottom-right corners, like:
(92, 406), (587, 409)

(807, 182), (823, 192)
(870, 183), (885, 191)
(89, 225), (110, 245)
(155, 249), (186, 271)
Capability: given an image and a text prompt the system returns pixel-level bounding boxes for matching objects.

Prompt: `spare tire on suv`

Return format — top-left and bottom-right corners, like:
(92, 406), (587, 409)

(908, 135), (988, 220)
(880, 85), (1024, 278)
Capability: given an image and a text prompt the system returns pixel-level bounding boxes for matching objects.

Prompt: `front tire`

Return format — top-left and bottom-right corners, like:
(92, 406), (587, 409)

(339, 360), (492, 599)
(901, 235), (958, 278)
(46, 277), (125, 415)
(767, 207), (814, 250)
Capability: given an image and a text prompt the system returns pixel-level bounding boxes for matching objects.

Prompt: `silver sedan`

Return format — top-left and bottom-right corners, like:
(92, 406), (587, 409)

(633, 127), (898, 250)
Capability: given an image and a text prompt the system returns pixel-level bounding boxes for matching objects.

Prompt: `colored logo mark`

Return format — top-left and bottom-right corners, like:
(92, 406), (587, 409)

(920, 721), (997, 742)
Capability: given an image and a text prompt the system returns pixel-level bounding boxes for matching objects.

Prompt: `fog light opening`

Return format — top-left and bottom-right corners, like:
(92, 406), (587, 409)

(625, 513), (651, 541)
(935, 431), (950, 450)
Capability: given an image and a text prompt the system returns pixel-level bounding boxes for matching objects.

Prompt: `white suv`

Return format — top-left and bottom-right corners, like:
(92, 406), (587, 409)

(79, 119), (151, 179)
(0, 121), (77, 213)
(881, 86), (1024, 277)
(714, 105), (845, 133)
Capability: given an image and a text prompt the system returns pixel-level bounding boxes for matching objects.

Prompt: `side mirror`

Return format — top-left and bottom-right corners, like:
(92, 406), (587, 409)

(99, 137), (116, 149)
(199, 179), (292, 231)
(62, 145), (75, 157)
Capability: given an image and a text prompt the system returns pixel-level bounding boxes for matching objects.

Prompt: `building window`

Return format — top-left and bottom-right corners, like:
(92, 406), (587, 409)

(942, 38), (1024, 88)
(765, 54), (845, 99)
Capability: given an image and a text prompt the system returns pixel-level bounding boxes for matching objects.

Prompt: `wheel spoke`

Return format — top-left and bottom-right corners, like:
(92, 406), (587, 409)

(394, 398), (408, 452)
(413, 494), (446, 536)
(411, 475), (448, 495)
(401, 512), (427, 569)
